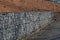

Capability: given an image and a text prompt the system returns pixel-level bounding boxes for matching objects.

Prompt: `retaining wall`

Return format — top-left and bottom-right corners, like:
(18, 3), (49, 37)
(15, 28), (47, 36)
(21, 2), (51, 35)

(0, 11), (54, 40)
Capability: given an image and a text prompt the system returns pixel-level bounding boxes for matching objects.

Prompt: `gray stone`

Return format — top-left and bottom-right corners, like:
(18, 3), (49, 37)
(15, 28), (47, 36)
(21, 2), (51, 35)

(0, 11), (54, 40)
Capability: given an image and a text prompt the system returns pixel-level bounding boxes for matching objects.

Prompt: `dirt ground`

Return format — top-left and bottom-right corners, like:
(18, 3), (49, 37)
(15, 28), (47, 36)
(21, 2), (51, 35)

(0, 0), (60, 12)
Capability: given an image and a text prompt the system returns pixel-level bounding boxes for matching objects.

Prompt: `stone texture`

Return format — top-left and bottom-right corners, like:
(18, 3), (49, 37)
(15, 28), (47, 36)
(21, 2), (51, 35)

(29, 13), (60, 40)
(0, 11), (53, 40)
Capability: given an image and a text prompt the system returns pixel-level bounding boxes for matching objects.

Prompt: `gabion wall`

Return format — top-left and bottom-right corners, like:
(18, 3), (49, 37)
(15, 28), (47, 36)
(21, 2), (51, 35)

(0, 11), (54, 40)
